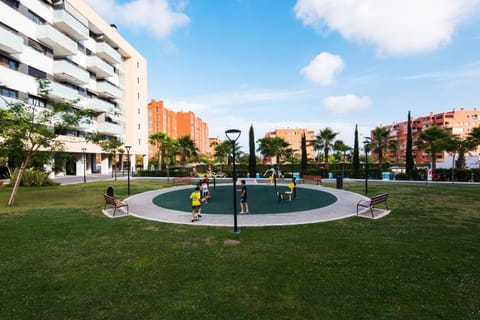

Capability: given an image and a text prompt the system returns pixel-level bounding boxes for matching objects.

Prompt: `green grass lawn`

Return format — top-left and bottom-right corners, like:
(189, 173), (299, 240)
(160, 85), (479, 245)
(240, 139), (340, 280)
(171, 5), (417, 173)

(0, 180), (479, 319)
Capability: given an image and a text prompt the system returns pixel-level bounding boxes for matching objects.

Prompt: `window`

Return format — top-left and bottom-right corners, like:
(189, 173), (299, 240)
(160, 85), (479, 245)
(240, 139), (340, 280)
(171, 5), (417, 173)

(28, 66), (47, 79)
(0, 54), (19, 70)
(27, 10), (45, 24)
(1, 0), (19, 9)
(28, 38), (53, 55)
(28, 95), (46, 108)
(0, 87), (18, 98)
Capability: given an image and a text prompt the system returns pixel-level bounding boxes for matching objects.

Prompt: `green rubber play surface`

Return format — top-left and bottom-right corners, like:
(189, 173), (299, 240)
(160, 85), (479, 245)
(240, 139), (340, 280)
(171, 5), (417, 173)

(152, 185), (337, 214)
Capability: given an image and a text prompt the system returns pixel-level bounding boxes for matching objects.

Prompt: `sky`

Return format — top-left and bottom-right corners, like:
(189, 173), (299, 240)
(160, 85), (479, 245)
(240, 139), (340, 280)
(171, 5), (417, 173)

(85, 0), (480, 151)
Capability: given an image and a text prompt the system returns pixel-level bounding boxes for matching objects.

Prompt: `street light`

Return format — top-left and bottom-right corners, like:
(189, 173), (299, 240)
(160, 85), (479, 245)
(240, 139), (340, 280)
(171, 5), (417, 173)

(125, 145), (132, 196)
(81, 147), (87, 183)
(363, 137), (371, 195)
(225, 129), (241, 234)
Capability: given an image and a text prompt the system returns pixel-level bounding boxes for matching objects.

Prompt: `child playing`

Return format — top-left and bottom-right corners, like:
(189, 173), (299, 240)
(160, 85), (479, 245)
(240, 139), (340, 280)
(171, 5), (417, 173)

(189, 186), (202, 222)
(239, 179), (249, 214)
(201, 181), (210, 202)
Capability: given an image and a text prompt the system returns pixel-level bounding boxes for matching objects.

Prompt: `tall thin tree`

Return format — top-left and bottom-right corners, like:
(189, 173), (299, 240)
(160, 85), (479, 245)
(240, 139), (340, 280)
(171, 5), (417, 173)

(248, 124), (256, 178)
(405, 110), (414, 179)
(352, 124), (360, 178)
(301, 132), (307, 175)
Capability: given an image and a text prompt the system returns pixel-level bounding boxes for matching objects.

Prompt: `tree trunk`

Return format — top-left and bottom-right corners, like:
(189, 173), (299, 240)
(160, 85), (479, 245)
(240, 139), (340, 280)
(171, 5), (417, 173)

(8, 157), (30, 206)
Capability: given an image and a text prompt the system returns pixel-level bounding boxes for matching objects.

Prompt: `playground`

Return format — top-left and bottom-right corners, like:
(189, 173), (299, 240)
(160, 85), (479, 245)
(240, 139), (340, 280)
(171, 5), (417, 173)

(110, 182), (384, 226)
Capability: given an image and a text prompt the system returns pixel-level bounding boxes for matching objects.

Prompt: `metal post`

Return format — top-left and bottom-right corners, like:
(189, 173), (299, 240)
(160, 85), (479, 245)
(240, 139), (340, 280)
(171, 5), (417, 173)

(363, 138), (370, 195)
(82, 148), (86, 183)
(125, 145), (132, 196)
(225, 129), (241, 234)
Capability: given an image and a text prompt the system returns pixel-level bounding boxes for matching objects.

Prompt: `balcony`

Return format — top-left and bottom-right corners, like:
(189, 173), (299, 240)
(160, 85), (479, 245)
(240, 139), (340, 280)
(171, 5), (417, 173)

(37, 24), (76, 56)
(96, 121), (123, 136)
(49, 81), (80, 101)
(53, 9), (88, 41)
(86, 55), (114, 78)
(53, 59), (89, 85)
(96, 42), (121, 64)
(96, 80), (121, 99)
(0, 26), (23, 53)
(85, 97), (115, 113)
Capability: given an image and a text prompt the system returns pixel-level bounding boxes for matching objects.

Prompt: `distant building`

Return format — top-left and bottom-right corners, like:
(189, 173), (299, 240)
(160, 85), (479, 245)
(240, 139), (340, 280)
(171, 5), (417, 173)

(208, 137), (222, 157)
(147, 100), (209, 158)
(263, 128), (315, 164)
(380, 108), (480, 168)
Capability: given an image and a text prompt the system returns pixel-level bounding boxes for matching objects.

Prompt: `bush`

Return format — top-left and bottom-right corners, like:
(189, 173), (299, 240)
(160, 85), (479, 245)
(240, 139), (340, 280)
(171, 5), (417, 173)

(8, 167), (56, 187)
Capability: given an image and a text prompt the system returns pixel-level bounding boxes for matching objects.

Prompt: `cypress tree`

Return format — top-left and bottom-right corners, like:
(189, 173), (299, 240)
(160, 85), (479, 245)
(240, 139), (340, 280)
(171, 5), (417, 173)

(301, 132), (307, 175)
(248, 124), (256, 178)
(352, 124), (360, 178)
(405, 110), (414, 179)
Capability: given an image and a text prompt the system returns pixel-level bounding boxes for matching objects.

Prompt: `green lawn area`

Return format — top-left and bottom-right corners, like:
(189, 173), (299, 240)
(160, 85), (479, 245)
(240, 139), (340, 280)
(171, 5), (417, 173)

(0, 180), (479, 319)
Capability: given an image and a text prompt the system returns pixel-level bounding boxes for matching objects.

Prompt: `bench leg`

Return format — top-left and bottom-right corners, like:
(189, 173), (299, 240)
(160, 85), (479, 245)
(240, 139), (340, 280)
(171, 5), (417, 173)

(113, 207), (117, 217)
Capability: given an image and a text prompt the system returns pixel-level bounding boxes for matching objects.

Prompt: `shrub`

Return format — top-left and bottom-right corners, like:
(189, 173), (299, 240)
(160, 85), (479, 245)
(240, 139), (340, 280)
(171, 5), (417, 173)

(8, 167), (56, 187)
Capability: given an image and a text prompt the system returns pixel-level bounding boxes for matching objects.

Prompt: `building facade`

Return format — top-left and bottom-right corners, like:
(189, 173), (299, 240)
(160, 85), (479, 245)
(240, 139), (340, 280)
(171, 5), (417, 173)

(264, 128), (316, 164)
(380, 108), (480, 168)
(0, 0), (148, 175)
(147, 99), (209, 158)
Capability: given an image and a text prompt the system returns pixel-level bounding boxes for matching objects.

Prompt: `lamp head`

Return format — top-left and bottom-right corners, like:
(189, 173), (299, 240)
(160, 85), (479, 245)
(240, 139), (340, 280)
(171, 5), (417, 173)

(225, 129), (241, 142)
(125, 145), (132, 152)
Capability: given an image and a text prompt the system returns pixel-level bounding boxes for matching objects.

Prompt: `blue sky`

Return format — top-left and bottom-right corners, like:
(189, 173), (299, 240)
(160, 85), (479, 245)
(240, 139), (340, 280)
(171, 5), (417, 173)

(86, 0), (480, 151)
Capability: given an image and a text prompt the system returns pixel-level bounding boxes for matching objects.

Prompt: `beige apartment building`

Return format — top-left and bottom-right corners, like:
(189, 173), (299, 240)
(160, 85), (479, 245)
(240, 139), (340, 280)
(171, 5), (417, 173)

(0, 0), (148, 175)
(264, 128), (315, 164)
(381, 108), (480, 168)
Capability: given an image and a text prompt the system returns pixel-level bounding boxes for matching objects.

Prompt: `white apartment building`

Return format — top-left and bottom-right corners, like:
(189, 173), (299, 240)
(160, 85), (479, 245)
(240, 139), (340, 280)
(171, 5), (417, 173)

(0, 0), (148, 176)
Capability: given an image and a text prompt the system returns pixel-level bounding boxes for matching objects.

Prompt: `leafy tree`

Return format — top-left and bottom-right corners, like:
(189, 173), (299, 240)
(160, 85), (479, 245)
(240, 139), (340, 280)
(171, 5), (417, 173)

(333, 140), (351, 177)
(352, 124), (360, 177)
(176, 135), (198, 165)
(257, 136), (289, 165)
(467, 126), (480, 147)
(405, 110), (414, 178)
(213, 141), (230, 164)
(301, 133), (307, 175)
(310, 127), (339, 170)
(0, 79), (90, 205)
(149, 131), (168, 169)
(248, 125), (256, 177)
(370, 126), (399, 172)
(414, 125), (450, 169)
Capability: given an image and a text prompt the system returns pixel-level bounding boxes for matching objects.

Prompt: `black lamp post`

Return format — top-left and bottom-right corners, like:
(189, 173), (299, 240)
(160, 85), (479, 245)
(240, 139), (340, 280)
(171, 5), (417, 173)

(81, 147), (87, 183)
(125, 145), (132, 196)
(363, 138), (371, 195)
(225, 129), (241, 234)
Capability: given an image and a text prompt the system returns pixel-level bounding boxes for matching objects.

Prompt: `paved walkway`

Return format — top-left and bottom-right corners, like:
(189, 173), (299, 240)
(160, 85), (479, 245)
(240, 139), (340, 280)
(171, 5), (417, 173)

(103, 183), (391, 227)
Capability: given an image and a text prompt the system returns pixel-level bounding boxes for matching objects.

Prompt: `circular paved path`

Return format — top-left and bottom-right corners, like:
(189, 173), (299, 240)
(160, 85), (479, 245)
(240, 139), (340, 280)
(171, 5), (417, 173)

(123, 183), (370, 227)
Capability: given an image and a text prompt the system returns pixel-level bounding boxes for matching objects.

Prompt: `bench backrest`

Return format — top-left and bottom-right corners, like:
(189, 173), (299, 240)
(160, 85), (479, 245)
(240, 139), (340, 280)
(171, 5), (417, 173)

(104, 194), (116, 204)
(303, 175), (322, 179)
(370, 193), (388, 204)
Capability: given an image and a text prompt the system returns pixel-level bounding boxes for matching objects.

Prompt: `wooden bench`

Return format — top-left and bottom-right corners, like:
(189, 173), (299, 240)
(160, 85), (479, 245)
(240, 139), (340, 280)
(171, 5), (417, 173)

(356, 193), (389, 217)
(301, 175), (322, 185)
(172, 177), (192, 184)
(103, 194), (129, 217)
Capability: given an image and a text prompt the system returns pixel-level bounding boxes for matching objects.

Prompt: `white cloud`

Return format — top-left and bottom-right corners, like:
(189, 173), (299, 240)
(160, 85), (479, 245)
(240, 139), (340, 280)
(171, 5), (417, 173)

(84, 0), (190, 39)
(300, 52), (344, 85)
(322, 94), (372, 115)
(294, 0), (480, 56)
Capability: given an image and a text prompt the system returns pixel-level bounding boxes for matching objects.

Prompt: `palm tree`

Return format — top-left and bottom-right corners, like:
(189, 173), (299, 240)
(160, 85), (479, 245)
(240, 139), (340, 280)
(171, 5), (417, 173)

(370, 127), (399, 172)
(257, 137), (289, 165)
(467, 126), (480, 147)
(162, 136), (178, 167)
(414, 126), (450, 169)
(310, 127), (339, 170)
(215, 140), (241, 164)
(176, 135), (198, 165)
(333, 140), (351, 177)
(149, 131), (168, 169)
